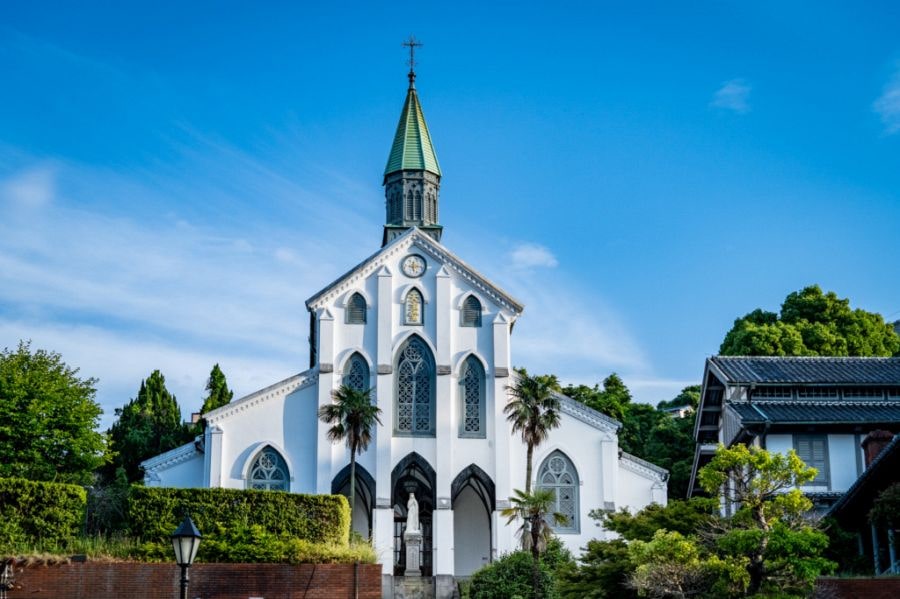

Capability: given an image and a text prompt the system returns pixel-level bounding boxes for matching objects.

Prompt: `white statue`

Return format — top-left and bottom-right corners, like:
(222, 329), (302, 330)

(406, 492), (420, 533)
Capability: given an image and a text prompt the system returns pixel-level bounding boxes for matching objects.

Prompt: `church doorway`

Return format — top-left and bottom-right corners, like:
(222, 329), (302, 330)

(451, 465), (495, 576)
(391, 452), (436, 576)
(331, 464), (375, 539)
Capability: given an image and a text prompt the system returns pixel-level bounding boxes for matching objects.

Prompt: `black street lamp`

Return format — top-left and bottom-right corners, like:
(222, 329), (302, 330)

(171, 516), (202, 599)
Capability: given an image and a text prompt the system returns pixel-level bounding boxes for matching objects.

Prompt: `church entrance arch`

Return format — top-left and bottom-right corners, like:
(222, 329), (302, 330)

(451, 465), (495, 576)
(331, 464), (375, 539)
(392, 452), (435, 576)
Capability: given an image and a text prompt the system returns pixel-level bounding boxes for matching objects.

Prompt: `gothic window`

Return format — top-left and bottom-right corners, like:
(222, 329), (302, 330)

(395, 337), (435, 436)
(343, 353), (369, 392)
(346, 292), (367, 324)
(413, 191), (422, 220)
(536, 451), (579, 533)
(459, 356), (485, 438)
(461, 295), (482, 327)
(405, 288), (423, 325)
(426, 193), (436, 222)
(248, 447), (289, 491)
(406, 191), (414, 221)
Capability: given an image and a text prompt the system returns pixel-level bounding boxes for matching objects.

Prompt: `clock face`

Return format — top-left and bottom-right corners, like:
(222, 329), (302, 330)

(402, 254), (426, 277)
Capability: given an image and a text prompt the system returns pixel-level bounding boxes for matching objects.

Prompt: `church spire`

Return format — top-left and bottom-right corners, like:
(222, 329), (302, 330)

(383, 36), (442, 246)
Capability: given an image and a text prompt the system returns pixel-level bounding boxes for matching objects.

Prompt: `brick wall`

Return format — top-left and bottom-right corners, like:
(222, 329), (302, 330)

(3, 560), (381, 599)
(817, 577), (900, 599)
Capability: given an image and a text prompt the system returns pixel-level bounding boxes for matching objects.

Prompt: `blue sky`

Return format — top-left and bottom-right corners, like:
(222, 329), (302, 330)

(2, 1), (899, 427)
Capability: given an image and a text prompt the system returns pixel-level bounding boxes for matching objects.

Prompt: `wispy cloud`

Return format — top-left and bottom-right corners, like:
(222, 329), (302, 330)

(711, 79), (751, 114)
(508, 242), (559, 270)
(1, 164), (56, 208)
(874, 69), (900, 135)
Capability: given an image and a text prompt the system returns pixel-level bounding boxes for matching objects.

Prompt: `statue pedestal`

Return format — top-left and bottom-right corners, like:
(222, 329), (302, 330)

(403, 530), (423, 577)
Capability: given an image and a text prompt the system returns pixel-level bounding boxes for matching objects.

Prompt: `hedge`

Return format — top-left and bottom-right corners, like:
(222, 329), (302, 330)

(0, 477), (87, 550)
(126, 487), (350, 548)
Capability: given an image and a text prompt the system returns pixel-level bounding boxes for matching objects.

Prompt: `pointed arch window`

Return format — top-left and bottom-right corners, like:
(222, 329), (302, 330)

(248, 447), (289, 491)
(459, 356), (486, 438)
(405, 289), (423, 325)
(346, 292), (367, 324)
(405, 191), (414, 221)
(343, 353), (370, 392)
(395, 337), (435, 436)
(461, 295), (482, 327)
(413, 191), (422, 220)
(536, 451), (579, 533)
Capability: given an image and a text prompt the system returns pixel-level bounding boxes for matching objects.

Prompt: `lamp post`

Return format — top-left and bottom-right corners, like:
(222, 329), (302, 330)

(171, 516), (202, 599)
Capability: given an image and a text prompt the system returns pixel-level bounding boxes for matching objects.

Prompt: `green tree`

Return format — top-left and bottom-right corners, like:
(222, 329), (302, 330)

(317, 385), (382, 534)
(697, 444), (835, 596)
(720, 285), (900, 357)
(502, 488), (567, 599)
(200, 363), (233, 415)
(107, 370), (192, 482)
(195, 363), (234, 432)
(506, 368), (562, 492)
(0, 341), (107, 484)
(562, 373), (632, 422)
(656, 384), (701, 411)
(595, 497), (718, 542)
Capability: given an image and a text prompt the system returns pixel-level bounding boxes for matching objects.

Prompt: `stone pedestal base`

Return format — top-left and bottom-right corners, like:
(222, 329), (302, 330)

(404, 530), (423, 577)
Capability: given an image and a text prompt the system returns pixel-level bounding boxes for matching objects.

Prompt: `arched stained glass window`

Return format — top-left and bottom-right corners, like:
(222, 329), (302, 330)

(248, 447), (289, 491)
(459, 356), (485, 438)
(395, 337), (435, 436)
(343, 353), (369, 392)
(461, 295), (482, 327)
(536, 451), (579, 533)
(405, 289), (423, 325)
(346, 292), (367, 324)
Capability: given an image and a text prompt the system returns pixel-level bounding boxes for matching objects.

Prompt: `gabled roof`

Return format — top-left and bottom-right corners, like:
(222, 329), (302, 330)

(305, 227), (524, 314)
(204, 369), (317, 425)
(384, 82), (441, 177)
(709, 356), (900, 385)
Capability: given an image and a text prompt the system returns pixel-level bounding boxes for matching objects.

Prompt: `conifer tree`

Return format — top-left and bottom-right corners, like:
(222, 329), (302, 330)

(199, 364), (233, 416)
(106, 370), (192, 482)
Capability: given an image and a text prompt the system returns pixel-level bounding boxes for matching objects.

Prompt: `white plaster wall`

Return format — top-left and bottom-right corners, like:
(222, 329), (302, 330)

(617, 466), (661, 513)
(827, 434), (858, 492)
(766, 434), (793, 457)
(215, 384), (318, 492)
(453, 486), (491, 576)
(149, 452), (204, 488)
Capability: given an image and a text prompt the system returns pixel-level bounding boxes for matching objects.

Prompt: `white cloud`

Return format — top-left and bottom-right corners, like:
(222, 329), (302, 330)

(874, 70), (900, 135)
(1, 164), (56, 208)
(711, 79), (751, 114)
(509, 242), (559, 269)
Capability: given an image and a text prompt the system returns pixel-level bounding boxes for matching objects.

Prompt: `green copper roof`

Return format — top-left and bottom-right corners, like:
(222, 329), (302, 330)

(384, 83), (441, 177)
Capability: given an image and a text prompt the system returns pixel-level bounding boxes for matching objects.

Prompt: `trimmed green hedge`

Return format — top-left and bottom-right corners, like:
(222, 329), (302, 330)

(0, 477), (87, 549)
(126, 487), (350, 547)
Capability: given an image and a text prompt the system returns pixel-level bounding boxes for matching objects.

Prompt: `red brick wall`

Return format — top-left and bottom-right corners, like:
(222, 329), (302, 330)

(817, 577), (900, 599)
(4, 561), (382, 599)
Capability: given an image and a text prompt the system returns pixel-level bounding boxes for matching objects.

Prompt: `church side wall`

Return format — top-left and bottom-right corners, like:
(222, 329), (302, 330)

(147, 452), (204, 488)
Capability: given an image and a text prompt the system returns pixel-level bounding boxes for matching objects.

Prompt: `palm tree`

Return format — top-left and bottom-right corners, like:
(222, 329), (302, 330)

(317, 385), (382, 533)
(501, 488), (567, 598)
(504, 368), (562, 492)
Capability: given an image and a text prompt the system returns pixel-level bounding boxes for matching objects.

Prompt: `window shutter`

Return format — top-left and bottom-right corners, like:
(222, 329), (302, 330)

(462, 296), (482, 327)
(347, 293), (366, 324)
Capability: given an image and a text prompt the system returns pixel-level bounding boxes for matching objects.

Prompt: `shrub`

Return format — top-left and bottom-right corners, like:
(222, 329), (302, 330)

(126, 487), (350, 547)
(0, 478), (87, 551)
(468, 550), (557, 599)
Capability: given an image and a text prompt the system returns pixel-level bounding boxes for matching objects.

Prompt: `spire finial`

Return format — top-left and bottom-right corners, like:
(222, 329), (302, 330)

(402, 35), (423, 88)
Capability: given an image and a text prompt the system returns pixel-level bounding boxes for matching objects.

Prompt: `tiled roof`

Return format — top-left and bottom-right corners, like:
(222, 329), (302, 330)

(710, 356), (900, 385)
(384, 83), (441, 176)
(729, 402), (900, 424)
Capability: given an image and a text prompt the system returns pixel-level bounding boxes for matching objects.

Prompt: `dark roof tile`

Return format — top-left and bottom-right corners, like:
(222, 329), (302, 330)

(730, 401), (900, 424)
(710, 356), (900, 385)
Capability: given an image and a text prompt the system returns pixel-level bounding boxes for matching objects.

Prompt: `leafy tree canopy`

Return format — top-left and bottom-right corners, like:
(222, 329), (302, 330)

(720, 284), (900, 357)
(562, 373), (631, 422)
(656, 384), (701, 411)
(594, 497), (718, 542)
(0, 341), (108, 484)
(106, 370), (193, 482)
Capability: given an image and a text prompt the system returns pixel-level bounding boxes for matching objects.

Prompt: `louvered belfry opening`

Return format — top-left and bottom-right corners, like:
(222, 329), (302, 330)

(346, 292), (367, 324)
(461, 295), (482, 327)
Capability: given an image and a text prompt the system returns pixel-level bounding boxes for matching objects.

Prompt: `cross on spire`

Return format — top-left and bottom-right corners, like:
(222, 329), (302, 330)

(402, 35), (423, 87)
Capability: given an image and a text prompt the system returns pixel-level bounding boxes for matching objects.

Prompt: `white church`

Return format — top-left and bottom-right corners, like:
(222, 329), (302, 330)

(142, 63), (667, 593)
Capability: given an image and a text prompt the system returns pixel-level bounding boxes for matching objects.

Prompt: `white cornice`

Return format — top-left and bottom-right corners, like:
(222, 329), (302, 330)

(620, 452), (669, 482)
(304, 228), (524, 315)
(205, 369), (317, 425)
(141, 441), (199, 473)
(558, 395), (621, 434)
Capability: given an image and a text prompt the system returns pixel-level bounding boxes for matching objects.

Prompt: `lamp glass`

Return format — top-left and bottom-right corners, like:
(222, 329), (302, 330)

(171, 516), (202, 566)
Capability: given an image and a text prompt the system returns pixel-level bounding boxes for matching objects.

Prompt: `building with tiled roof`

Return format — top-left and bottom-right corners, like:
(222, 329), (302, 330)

(687, 356), (900, 512)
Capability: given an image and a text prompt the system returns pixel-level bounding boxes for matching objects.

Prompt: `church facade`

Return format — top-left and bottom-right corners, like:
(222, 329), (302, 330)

(142, 67), (667, 590)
